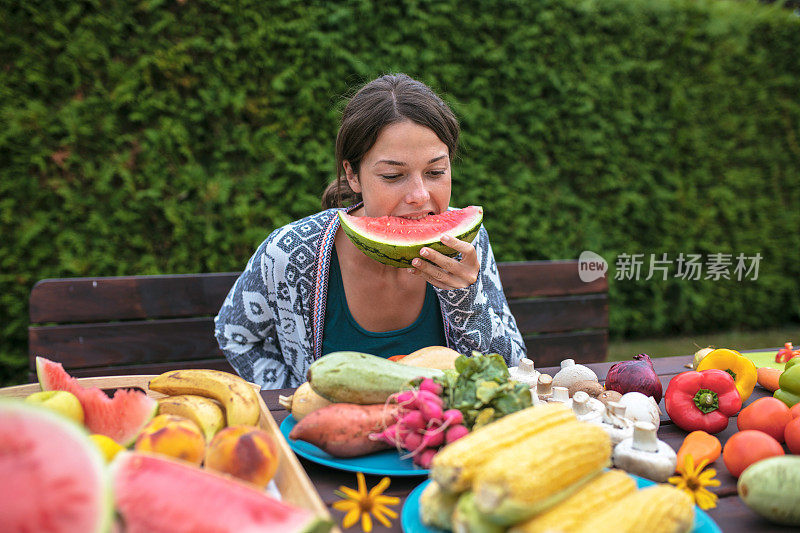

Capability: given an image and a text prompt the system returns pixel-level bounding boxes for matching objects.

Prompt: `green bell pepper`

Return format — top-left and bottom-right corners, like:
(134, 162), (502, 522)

(785, 357), (800, 372)
(774, 364), (800, 407)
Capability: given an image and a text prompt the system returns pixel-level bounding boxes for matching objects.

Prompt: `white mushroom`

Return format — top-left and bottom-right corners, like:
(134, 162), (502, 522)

(537, 373), (553, 401)
(508, 358), (540, 388)
(572, 391), (605, 424)
(509, 358), (543, 405)
(612, 421), (677, 482)
(617, 392), (661, 429)
(547, 386), (572, 409)
(552, 359), (599, 391)
(600, 401), (634, 447)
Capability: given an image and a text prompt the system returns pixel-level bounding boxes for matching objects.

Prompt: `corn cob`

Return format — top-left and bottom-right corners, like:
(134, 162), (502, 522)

(473, 420), (611, 525)
(573, 484), (695, 533)
(508, 469), (637, 533)
(451, 491), (504, 533)
(430, 403), (575, 493)
(419, 481), (459, 531)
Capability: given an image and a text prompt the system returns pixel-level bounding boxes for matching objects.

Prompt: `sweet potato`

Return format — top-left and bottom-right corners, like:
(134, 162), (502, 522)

(288, 403), (399, 457)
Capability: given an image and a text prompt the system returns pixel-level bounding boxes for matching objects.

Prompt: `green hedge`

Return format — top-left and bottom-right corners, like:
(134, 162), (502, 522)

(2, 0), (799, 385)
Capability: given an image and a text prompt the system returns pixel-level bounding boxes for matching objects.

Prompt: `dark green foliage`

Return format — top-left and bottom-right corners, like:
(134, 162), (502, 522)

(2, 0), (799, 385)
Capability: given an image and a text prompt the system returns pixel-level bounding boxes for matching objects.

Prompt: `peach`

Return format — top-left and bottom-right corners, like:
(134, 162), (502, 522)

(134, 414), (206, 465)
(204, 425), (279, 488)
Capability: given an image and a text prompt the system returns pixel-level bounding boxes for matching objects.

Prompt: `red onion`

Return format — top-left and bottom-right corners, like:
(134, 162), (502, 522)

(605, 353), (662, 403)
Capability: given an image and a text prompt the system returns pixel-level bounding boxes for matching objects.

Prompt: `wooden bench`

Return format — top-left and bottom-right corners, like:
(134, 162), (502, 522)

(27, 261), (608, 382)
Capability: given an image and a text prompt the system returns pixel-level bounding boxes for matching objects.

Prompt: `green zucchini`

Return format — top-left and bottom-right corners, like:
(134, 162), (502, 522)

(738, 455), (800, 526)
(307, 351), (443, 404)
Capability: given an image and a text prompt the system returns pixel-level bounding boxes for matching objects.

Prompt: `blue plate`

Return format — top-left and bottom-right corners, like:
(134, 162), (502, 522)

(279, 415), (429, 476)
(401, 477), (722, 533)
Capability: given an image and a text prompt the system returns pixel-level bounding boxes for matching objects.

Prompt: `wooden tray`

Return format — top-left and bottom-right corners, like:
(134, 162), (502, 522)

(0, 375), (335, 528)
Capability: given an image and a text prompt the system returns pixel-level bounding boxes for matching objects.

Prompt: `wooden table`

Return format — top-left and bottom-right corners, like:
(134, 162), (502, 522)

(261, 354), (797, 533)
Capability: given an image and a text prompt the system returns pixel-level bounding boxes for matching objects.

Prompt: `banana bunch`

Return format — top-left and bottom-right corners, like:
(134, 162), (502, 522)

(149, 369), (261, 440)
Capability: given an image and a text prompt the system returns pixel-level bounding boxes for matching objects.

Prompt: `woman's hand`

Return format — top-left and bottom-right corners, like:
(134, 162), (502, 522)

(408, 234), (480, 290)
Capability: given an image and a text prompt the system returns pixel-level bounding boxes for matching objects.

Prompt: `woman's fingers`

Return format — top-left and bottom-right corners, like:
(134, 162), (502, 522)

(408, 235), (479, 289)
(409, 259), (454, 289)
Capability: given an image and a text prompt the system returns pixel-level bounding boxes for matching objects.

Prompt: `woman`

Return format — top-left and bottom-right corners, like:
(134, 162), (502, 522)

(214, 74), (524, 389)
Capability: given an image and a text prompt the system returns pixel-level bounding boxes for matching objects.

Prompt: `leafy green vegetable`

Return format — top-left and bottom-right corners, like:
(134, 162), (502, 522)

(440, 352), (532, 429)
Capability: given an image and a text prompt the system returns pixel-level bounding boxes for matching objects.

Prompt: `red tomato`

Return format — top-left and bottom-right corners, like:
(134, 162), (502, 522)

(722, 430), (784, 478)
(736, 397), (792, 442)
(785, 417), (800, 454)
(790, 403), (800, 419)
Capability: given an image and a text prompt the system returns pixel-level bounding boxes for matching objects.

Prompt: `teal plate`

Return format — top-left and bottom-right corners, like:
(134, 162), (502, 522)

(401, 477), (722, 533)
(279, 415), (429, 476)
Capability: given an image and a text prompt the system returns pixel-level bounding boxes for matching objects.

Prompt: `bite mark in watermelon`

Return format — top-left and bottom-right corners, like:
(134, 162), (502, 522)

(338, 205), (483, 268)
(36, 356), (158, 447)
(0, 400), (114, 533)
(112, 452), (334, 533)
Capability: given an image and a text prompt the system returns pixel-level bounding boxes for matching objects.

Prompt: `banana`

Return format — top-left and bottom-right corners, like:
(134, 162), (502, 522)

(149, 369), (261, 426)
(157, 394), (227, 442)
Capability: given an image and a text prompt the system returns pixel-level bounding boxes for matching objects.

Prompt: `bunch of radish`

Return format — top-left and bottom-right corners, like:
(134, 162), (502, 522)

(369, 377), (469, 468)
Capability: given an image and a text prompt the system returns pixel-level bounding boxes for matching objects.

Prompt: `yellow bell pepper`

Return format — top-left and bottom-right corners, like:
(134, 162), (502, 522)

(695, 348), (757, 401)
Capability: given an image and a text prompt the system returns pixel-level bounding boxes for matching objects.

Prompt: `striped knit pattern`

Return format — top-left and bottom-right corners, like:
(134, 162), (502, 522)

(311, 209), (341, 360)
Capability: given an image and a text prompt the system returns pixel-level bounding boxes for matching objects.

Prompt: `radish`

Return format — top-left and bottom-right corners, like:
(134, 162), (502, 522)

(369, 423), (402, 446)
(393, 390), (417, 407)
(400, 410), (426, 431)
(417, 391), (444, 422)
(415, 448), (437, 469)
(419, 378), (443, 396)
(403, 431), (424, 451)
(445, 424), (469, 444)
(416, 389), (443, 407)
(442, 409), (463, 426)
(420, 402), (443, 423)
(422, 429), (444, 448)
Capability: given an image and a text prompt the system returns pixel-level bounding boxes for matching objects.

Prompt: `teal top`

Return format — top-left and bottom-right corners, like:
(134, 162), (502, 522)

(321, 247), (447, 358)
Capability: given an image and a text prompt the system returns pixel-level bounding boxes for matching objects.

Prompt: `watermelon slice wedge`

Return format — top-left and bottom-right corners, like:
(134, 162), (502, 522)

(112, 452), (334, 533)
(0, 400), (114, 533)
(36, 356), (158, 446)
(338, 205), (483, 268)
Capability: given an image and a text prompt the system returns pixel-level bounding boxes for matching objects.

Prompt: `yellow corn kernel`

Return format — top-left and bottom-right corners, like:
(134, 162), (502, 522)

(509, 469), (637, 533)
(473, 420), (612, 525)
(430, 403), (575, 493)
(573, 484), (695, 533)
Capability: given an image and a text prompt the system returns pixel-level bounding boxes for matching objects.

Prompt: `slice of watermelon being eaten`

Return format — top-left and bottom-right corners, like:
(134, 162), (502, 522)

(36, 356), (158, 446)
(338, 205), (483, 268)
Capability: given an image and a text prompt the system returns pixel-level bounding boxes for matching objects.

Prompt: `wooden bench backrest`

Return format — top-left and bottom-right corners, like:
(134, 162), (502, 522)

(28, 261), (608, 381)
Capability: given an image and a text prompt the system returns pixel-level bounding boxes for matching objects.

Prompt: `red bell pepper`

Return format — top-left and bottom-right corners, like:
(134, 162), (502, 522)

(776, 342), (800, 364)
(664, 369), (742, 434)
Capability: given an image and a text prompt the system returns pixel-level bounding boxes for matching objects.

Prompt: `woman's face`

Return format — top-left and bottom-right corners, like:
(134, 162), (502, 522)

(345, 120), (451, 219)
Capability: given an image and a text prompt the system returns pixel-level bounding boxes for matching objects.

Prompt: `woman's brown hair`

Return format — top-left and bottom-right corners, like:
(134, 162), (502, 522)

(321, 74), (460, 209)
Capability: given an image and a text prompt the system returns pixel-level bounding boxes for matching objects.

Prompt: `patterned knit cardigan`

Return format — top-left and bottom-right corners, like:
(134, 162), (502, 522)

(214, 206), (526, 389)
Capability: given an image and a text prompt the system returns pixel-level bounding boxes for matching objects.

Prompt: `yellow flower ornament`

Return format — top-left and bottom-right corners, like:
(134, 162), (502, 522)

(333, 472), (400, 532)
(668, 454), (721, 510)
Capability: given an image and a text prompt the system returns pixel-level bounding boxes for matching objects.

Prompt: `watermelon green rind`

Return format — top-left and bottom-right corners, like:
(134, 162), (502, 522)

(36, 356), (158, 447)
(0, 400), (114, 533)
(338, 206), (483, 268)
(111, 451), (334, 533)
